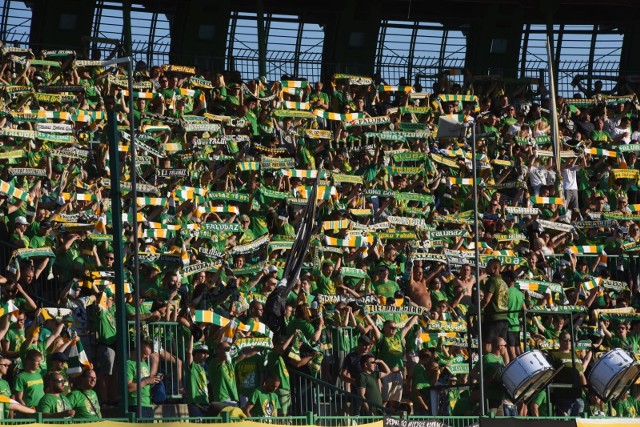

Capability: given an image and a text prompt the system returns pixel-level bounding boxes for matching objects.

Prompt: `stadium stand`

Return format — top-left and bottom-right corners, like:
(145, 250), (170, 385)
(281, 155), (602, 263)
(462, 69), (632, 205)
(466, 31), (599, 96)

(0, 0), (640, 423)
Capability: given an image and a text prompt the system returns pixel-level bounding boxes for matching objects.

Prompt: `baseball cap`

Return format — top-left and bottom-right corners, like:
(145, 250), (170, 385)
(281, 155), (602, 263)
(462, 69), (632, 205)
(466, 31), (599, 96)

(14, 216), (28, 225)
(50, 352), (68, 362)
(193, 343), (209, 354)
(358, 335), (372, 345)
(268, 265), (278, 274)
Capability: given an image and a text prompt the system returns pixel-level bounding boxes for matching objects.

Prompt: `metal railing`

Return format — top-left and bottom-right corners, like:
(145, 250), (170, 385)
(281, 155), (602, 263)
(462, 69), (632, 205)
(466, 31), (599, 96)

(127, 320), (187, 400)
(289, 367), (387, 419)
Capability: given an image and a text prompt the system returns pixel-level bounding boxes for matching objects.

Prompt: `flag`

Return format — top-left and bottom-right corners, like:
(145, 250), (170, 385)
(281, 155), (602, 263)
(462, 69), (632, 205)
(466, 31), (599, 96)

(0, 395), (18, 405)
(265, 161), (322, 336)
(67, 338), (93, 376)
(93, 213), (107, 235)
(581, 277), (602, 293)
(0, 300), (19, 318)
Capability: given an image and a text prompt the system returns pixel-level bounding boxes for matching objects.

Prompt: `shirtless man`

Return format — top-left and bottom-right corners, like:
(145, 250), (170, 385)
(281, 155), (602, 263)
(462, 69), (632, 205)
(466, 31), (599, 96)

(454, 264), (476, 305)
(408, 261), (445, 310)
(408, 262), (431, 310)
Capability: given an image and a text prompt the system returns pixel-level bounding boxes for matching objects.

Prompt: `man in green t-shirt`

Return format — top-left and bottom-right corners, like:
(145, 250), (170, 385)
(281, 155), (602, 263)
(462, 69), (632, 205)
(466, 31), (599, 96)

(96, 293), (117, 406)
(265, 334), (293, 416)
(14, 349), (45, 408)
(0, 357), (35, 419)
(372, 265), (400, 299)
(127, 341), (162, 419)
(209, 341), (239, 405)
(67, 369), (101, 419)
(481, 259), (509, 353)
(37, 372), (74, 418)
(548, 331), (586, 416)
(504, 270), (525, 359)
(243, 375), (281, 417)
(186, 338), (210, 417)
(478, 337), (514, 415)
(367, 314), (418, 404)
(356, 354), (390, 415)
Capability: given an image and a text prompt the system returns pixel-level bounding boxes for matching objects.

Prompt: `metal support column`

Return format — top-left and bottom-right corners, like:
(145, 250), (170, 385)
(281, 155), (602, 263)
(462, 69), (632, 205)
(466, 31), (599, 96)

(256, 0), (267, 78)
(106, 97), (129, 415)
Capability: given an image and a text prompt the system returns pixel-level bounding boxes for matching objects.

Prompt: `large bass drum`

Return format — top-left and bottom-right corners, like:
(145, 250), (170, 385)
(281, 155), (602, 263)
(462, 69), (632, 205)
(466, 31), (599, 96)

(501, 350), (555, 402)
(589, 348), (640, 401)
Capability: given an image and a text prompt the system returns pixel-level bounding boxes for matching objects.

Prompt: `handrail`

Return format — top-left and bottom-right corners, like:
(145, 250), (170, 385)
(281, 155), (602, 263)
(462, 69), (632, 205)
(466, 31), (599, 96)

(290, 367), (388, 416)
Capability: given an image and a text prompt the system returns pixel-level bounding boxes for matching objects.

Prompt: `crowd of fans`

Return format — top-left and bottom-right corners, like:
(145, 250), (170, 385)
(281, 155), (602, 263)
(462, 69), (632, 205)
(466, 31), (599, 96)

(0, 42), (639, 420)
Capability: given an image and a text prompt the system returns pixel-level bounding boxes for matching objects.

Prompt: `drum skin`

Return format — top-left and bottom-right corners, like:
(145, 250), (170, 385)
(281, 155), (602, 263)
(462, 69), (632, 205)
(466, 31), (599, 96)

(501, 350), (555, 401)
(589, 348), (640, 401)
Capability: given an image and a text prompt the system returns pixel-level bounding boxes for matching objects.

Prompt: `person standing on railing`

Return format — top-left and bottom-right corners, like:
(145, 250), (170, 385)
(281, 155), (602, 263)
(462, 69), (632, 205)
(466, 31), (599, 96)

(209, 340), (240, 407)
(95, 290), (117, 407)
(265, 333), (297, 416)
(366, 314), (418, 406)
(185, 337), (210, 417)
(480, 258), (509, 354)
(547, 331), (588, 416)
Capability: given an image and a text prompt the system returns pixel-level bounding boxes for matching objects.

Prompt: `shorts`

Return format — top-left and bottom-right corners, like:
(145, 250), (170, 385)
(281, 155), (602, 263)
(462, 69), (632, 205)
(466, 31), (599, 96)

(506, 330), (521, 348)
(564, 189), (579, 210)
(483, 320), (509, 343)
(381, 371), (403, 402)
(96, 344), (116, 375)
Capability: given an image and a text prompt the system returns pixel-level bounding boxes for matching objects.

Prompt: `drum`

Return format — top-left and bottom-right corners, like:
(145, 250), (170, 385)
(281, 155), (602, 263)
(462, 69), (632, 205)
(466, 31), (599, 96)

(589, 348), (640, 401)
(501, 350), (555, 402)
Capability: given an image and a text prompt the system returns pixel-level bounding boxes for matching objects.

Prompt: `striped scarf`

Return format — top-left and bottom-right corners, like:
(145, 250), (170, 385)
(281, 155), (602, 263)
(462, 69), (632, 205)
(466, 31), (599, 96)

(136, 197), (168, 207)
(163, 143), (183, 152)
(568, 245), (603, 254)
(142, 229), (174, 239)
(198, 205), (240, 216)
(530, 196), (564, 205)
(237, 162), (260, 172)
(322, 219), (351, 232)
(297, 185), (337, 201)
(193, 310), (271, 336)
(312, 110), (364, 121)
(586, 148), (617, 158)
(324, 235), (372, 247)
(147, 222), (181, 231)
(0, 180), (30, 202)
(438, 94), (478, 103)
(283, 101), (310, 110)
(378, 85), (413, 93)
(449, 177), (474, 186)
(281, 169), (325, 179)
(280, 80), (308, 89)
(120, 90), (157, 99)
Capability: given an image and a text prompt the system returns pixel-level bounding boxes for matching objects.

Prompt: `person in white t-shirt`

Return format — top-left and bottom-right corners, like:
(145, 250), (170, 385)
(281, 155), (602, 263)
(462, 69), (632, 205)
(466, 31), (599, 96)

(611, 116), (632, 144)
(561, 154), (587, 211)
